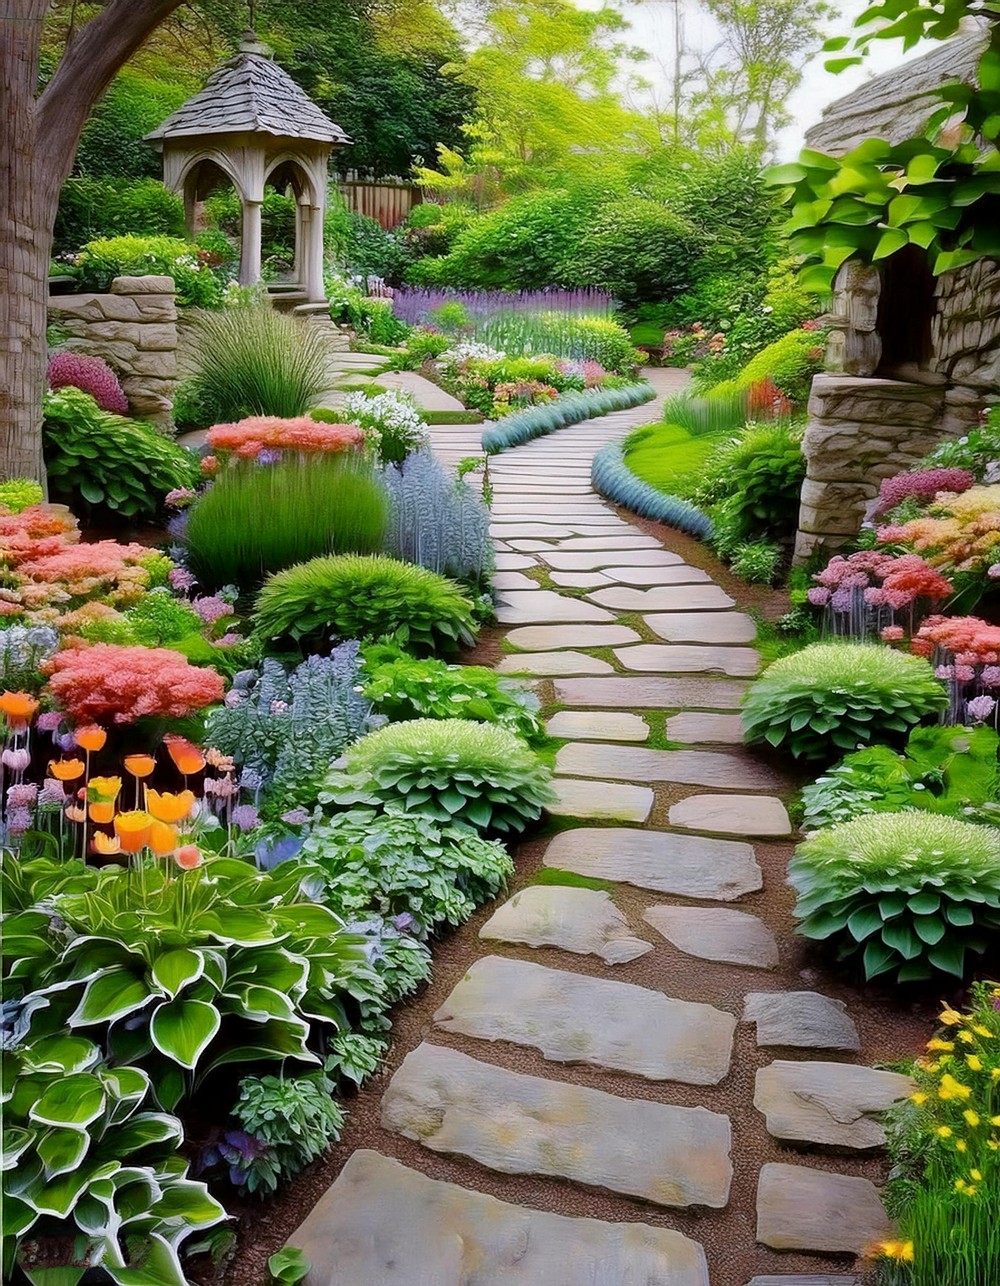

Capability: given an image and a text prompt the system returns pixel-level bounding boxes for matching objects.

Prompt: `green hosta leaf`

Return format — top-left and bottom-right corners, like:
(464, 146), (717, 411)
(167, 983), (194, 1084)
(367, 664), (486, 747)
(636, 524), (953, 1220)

(913, 915), (946, 946)
(927, 939), (968, 978)
(873, 227), (910, 259)
(880, 920), (921, 960)
(151, 949), (204, 998)
(1, 1193), (34, 1238)
(908, 891), (941, 915)
(69, 968), (153, 1027)
(945, 902), (975, 926)
(29, 1073), (106, 1130)
(2, 1126), (34, 1172)
(847, 905), (884, 941)
(114, 1112), (183, 1156)
(38, 1126), (90, 1179)
(863, 937), (898, 980)
(29, 1159), (119, 1218)
(149, 1176), (227, 1229)
(21, 1036), (101, 1076)
(105, 1233), (189, 1286)
(897, 960), (933, 983)
(150, 999), (221, 1070)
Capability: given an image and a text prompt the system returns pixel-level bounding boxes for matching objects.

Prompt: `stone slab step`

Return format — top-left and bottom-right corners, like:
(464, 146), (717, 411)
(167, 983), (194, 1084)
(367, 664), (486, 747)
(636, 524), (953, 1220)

(433, 956), (736, 1084)
(614, 644), (761, 677)
(598, 565), (712, 586)
(496, 591), (615, 625)
(668, 793), (792, 837)
(492, 571), (541, 591)
(546, 711), (649, 742)
(547, 778), (653, 823)
(643, 906), (778, 970)
(754, 1060), (913, 1149)
(590, 586), (736, 612)
(506, 624), (641, 650)
(555, 743), (786, 792)
(645, 611), (758, 644)
(544, 827), (763, 901)
(494, 553), (537, 570)
(480, 885), (653, 964)
(549, 570), (612, 588)
(756, 1163), (891, 1254)
(743, 992), (861, 1052)
(497, 651), (614, 676)
(290, 1149), (710, 1285)
(382, 1043), (733, 1210)
(539, 548), (685, 570)
(666, 712), (744, 744)
(554, 676), (748, 710)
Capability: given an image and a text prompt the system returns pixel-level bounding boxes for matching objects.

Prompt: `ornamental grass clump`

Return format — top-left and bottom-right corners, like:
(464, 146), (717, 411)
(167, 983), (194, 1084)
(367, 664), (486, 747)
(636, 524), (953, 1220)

(254, 555), (477, 656)
(742, 643), (947, 760)
(320, 718), (554, 836)
(788, 812), (1000, 983)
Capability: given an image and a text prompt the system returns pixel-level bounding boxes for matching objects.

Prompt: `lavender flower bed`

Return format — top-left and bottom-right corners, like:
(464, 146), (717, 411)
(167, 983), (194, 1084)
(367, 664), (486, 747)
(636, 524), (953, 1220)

(392, 287), (615, 328)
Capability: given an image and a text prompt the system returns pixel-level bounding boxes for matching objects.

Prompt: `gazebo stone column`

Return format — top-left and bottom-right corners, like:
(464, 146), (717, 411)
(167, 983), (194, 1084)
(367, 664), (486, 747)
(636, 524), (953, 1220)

(240, 199), (263, 287)
(304, 202), (326, 302)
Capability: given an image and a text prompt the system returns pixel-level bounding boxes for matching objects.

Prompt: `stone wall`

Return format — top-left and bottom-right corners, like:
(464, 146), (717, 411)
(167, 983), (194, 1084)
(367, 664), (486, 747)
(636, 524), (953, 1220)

(794, 256), (1000, 563)
(48, 275), (178, 422)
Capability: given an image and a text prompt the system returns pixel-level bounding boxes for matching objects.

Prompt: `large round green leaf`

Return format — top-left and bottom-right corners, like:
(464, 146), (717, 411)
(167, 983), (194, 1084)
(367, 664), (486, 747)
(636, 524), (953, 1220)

(151, 948), (204, 998)
(38, 1125), (91, 1178)
(150, 999), (221, 1070)
(29, 1073), (106, 1130)
(70, 968), (154, 1027)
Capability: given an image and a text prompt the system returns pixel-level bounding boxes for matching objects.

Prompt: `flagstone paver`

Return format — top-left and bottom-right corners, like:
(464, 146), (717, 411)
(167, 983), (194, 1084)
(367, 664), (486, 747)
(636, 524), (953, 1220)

(546, 710), (649, 741)
(744, 992), (862, 1052)
(755, 1164), (892, 1254)
(540, 547), (685, 569)
(548, 570), (614, 588)
(543, 828), (763, 900)
(496, 590), (616, 624)
(480, 886), (653, 963)
(496, 650), (614, 676)
(590, 584), (737, 612)
(643, 906), (779, 970)
(493, 552), (537, 570)
(555, 742), (787, 791)
(547, 777), (653, 822)
(506, 623), (641, 650)
(669, 793), (792, 837)
(754, 1061), (913, 1149)
(614, 644), (761, 676)
(555, 676), (748, 709)
(645, 611), (758, 643)
(666, 711), (744, 743)
(598, 564), (712, 585)
(291, 1150), (711, 1286)
(434, 956), (736, 1084)
(492, 570), (541, 591)
(382, 1043), (733, 1208)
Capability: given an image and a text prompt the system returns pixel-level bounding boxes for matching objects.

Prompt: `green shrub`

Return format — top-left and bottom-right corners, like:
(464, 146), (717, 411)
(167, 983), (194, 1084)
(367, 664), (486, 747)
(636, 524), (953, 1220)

(695, 422), (806, 553)
(801, 725), (1000, 830)
(658, 390), (751, 438)
(301, 805), (515, 933)
(789, 812), (1000, 982)
(185, 455), (389, 591)
(0, 478), (44, 513)
(73, 66), (191, 180)
(320, 718), (553, 836)
(568, 197), (704, 306)
(232, 1072), (345, 1195)
(54, 176), (185, 255)
(75, 234), (223, 307)
(704, 327), (825, 403)
(730, 540), (782, 584)
(742, 643), (948, 760)
(363, 646), (544, 741)
(180, 306), (331, 424)
(254, 555), (477, 655)
(43, 387), (200, 520)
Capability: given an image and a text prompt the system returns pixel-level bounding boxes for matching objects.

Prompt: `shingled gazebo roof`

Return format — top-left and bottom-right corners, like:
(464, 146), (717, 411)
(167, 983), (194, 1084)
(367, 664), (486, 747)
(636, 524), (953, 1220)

(146, 37), (351, 146)
(805, 25), (987, 155)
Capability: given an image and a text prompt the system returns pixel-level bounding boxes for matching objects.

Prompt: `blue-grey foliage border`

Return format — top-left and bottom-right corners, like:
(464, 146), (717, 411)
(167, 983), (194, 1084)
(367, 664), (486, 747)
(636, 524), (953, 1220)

(591, 441), (715, 540)
(480, 382), (655, 454)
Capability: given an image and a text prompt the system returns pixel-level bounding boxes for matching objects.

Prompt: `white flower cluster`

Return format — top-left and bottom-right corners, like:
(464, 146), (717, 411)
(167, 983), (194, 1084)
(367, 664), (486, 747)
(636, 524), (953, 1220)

(344, 390), (427, 458)
(439, 341), (506, 367)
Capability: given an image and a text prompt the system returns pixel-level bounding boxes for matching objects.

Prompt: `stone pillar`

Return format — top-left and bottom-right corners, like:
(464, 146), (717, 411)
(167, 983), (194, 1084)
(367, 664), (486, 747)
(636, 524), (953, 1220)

(304, 203), (325, 302)
(240, 199), (263, 286)
(825, 261), (882, 376)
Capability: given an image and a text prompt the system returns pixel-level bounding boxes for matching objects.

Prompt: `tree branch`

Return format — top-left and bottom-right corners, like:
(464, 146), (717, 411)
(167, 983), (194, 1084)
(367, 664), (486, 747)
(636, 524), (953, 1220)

(36, 0), (187, 179)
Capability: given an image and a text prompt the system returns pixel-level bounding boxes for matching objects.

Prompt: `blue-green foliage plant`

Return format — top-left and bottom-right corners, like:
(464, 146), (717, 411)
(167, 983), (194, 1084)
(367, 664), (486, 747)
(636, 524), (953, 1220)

(482, 382), (655, 453)
(382, 450), (493, 586)
(231, 1071), (345, 1195)
(0, 625), (60, 694)
(591, 441), (715, 539)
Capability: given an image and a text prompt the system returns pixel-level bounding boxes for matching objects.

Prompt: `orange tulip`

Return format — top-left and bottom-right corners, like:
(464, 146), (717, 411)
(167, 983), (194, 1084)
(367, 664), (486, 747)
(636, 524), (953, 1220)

(148, 820), (178, 856)
(174, 844), (203, 870)
(88, 776), (122, 802)
(124, 754), (156, 778)
(50, 758), (85, 781)
(146, 789), (195, 824)
(114, 810), (153, 854)
(0, 691), (38, 726)
(92, 831), (122, 856)
(164, 736), (205, 776)
(75, 725), (107, 752)
(88, 801), (115, 824)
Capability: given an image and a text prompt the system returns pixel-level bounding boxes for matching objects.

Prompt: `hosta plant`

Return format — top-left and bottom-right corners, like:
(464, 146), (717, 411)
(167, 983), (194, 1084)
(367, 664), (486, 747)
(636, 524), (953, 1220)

(301, 805), (515, 934)
(788, 812), (1000, 983)
(2, 1034), (225, 1286)
(743, 642), (947, 760)
(254, 555), (477, 656)
(320, 719), (554, 836)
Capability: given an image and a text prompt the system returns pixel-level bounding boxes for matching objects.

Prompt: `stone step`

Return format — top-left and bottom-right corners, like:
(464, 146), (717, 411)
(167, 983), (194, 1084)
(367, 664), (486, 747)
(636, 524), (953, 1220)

(506, 624), (640, 650)
(666, 712), (744, 744)
(382, 1043), (734, 1209)
(668, 793), (792, 837)
(645, 611), (758, 644)
(743, 992), (861, 1052)
(539, 548), (686, 570)
(614, 644), (761, 677)
(547, 778), (653, 823)
(756, 1163), (891, 1254)
(495, 591), (615, 625)
(498, 651), (615, 677)
(290, 1150), (711, 1285)
(596, 565), (712, 586)
(543, 827), (763, 901)
(554, 676), (748, 710)
(643, 906), (779, 970)
(554, 743), (786, 792)
(590, 585), (736, 612)
(754, 1060), (913, 1149)
(480, 885), (653, 964)
(433, 955), (736, 1084)
(546, 710), (649, 742)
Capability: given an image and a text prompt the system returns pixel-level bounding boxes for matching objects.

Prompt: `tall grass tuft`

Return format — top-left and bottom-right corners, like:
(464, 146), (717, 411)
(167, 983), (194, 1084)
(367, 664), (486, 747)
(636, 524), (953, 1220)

(182, 305), (331, 423)
(184, 454), (388, 591)
(658, 389), (754, 438)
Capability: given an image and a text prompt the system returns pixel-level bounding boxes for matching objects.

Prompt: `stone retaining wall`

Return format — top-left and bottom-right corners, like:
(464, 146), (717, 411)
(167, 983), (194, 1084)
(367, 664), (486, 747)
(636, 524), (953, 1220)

(48, 275), (178, 421)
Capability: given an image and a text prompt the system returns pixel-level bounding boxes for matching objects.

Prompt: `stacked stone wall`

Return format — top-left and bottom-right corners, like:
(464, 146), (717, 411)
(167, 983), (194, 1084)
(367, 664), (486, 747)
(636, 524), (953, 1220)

(48, 276), (178, 421)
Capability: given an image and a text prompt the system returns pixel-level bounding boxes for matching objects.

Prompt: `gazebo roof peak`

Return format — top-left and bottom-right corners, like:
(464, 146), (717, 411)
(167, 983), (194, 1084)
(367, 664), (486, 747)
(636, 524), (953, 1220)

(145, 36), (352, 146)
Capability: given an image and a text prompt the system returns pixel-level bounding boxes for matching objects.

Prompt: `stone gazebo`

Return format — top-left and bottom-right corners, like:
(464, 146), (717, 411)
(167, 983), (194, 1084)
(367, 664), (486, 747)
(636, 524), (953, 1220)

(146, 34), (351, 305)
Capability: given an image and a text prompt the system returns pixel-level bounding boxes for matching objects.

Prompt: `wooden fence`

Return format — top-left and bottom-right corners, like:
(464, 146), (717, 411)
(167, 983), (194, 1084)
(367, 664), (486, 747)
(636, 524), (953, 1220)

(337, 177), (419, 230)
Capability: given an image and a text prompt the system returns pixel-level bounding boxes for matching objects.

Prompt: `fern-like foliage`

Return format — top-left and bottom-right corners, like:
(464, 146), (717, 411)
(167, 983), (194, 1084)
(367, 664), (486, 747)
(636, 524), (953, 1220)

(591, 441), (715, 539)
(382, 451), (493, 587)
(481, 382), (655, 453)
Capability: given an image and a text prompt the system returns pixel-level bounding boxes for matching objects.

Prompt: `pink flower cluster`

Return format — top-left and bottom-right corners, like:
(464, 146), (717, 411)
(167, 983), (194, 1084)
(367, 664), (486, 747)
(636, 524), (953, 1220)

(206, 416), (366, 459)
(43, 643), (225, 725)
(909, 614), (1000, 725)
(808, 551), (952, 635)
(872, 467), (975, 520)
(48, 352), (129, 415)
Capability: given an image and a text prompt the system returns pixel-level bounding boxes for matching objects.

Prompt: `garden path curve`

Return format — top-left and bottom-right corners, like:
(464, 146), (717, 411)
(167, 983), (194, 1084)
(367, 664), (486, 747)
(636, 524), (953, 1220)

(288, 368), (902, 1286)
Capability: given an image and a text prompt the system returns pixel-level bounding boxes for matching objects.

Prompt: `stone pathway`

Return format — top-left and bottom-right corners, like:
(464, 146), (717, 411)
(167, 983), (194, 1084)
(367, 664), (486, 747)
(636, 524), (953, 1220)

(289, 368), (907, 1286)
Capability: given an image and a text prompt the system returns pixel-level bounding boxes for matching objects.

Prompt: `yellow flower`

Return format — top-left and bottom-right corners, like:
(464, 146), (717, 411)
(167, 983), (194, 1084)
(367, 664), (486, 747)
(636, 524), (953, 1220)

(955, 1178), (968, 1191)
(958, 1030), (974, 1044)
(928, 1038), (955, 1052)
(940, 1008), (963, 1025)
(972, 1025), (993, 1038)
(910, 1091), (929, 1105)
(992, 1068), (1000, 1081)
(988, 1138), (999, 1151)
(964, 1109), (981, 1127)
(877, 1240), (915, 1262)
(971, 1169), (983, 1181)
(991, 1116), (1000, 1127)
(956, 1139), (968, 1152)
(967, 1055), (984, 1072)
(940, 1074), (972, 1099)
(965, 1185), (978, 1196)
(936, 1125), (953, 1137)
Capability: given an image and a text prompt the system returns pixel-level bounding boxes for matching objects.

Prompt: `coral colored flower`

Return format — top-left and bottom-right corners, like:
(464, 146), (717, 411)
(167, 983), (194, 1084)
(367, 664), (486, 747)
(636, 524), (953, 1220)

(49, 758), (84, 781)
(164, 735), (206, 776)
(124, 754), (156, 778)
(174, 843), (203, 870)
(0, 691), (38, 725)
(92, 831), (122, 856)
(114, 810), (153, 853)
(148, 820), (179, 856)
(146, 789), (195, 824)
(74, 725), (107, 752)
(200, 455), (219, 476)
(44, 645), (224, 725)
(206, 416), (365, 458)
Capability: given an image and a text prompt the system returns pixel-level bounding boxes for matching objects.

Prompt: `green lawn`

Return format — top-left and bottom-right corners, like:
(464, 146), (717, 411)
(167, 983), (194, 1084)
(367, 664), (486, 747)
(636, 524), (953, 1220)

(630, 321), (666, 347)
(623, 422), (724, 496)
